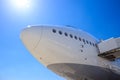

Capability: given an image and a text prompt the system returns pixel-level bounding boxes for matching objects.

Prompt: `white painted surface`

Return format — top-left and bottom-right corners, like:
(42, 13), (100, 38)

(98, 38), (120, 53)
(21, 25), (120, 80)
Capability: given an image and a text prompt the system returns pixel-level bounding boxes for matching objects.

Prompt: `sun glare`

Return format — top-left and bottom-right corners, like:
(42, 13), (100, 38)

(11, 0), (31, 9)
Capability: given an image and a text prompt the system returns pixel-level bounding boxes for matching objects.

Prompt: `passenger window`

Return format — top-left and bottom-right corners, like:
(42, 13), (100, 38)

(81, 50), (83, 52)
(81, 45), (84, 48)
(86, 40), (89, 44)
(83, 39), (85, 43)
(59, 31), (62, 35)
(64, 32), (68, 36)
(90, 42), (92, 45)
(79, 37), (81, 41)
(92, 43), (95, 46)
(74, 36), (77, 40)
(69, 34), (73, 38)
(95, 44), (97, 47)
(52, 29), (56, 33)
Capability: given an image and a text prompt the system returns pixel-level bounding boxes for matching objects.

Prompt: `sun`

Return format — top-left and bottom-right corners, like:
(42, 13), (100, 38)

(11, 0), (30, 9)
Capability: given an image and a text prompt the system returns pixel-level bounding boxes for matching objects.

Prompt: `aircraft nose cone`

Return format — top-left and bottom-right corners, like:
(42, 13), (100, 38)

(20, 26), (42, 51)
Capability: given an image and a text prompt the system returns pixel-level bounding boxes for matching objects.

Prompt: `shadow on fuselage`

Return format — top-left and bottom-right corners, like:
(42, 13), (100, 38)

(48, 63), (120, 80)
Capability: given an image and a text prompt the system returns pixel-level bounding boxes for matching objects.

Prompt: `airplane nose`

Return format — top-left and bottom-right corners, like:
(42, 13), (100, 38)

(20, 26), (42, 51)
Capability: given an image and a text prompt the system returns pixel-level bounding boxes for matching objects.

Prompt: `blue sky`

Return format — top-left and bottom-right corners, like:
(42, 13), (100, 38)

(0, 0), (120, 80)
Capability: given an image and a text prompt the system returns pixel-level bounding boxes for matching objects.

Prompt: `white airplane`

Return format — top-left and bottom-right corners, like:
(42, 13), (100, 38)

(20, 25), (120, 80)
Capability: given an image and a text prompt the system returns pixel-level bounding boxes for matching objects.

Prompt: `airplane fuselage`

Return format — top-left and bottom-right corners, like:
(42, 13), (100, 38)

(21, 25), (120, 80)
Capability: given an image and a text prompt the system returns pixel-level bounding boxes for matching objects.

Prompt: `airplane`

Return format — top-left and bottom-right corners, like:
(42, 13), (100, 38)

(20, 25), (120, 80)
